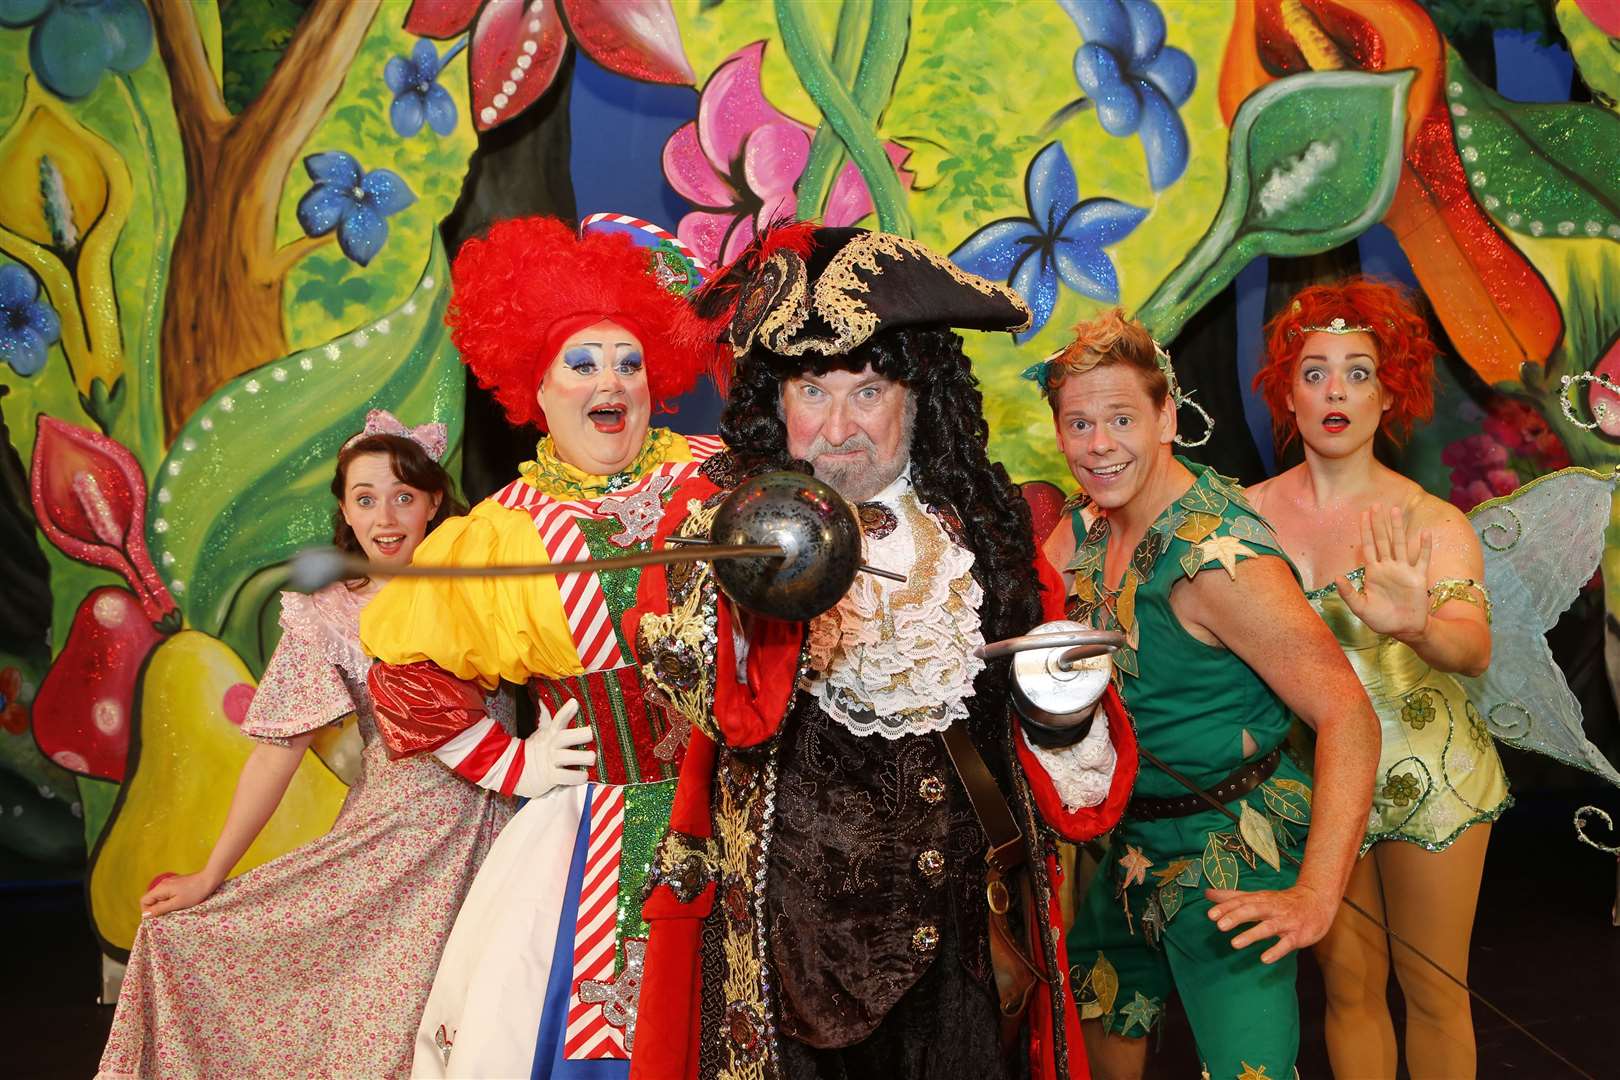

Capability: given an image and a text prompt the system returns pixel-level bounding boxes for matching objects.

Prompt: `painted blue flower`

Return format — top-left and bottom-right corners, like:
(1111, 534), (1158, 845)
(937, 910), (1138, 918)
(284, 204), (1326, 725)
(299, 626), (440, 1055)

(386, 38), (464, 139)
(0, 0), (153, 101)
(0, 263), (62, 376)
(950, 141), (1147, 341)
(295, 152), (416, 267)
(1059, 0), (1197, 191)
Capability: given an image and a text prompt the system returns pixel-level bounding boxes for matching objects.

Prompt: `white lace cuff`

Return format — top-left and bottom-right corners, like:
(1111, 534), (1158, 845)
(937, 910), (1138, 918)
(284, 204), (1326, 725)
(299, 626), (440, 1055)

(1020, 709), (1116, 812)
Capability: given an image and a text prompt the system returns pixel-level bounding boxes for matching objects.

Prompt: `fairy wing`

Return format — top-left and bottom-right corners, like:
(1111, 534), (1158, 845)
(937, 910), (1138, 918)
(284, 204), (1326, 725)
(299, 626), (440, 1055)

(1459, 466), (1620, 787)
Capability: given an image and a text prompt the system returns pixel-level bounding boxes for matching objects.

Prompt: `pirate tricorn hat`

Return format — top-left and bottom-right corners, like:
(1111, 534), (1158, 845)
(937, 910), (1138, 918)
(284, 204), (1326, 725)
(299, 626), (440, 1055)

(695, 223), (1032, 367)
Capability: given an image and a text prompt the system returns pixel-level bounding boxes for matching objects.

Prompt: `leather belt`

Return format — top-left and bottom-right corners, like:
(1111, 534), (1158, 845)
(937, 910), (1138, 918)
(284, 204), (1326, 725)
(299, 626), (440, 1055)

(939, 722), (1026, 873)
(1126, 747), (1281, 821)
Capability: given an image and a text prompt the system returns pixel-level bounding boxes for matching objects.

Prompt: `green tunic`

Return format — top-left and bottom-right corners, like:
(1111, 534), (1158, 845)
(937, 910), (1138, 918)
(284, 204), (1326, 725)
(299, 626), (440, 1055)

(1065, 459), (1312, 1080)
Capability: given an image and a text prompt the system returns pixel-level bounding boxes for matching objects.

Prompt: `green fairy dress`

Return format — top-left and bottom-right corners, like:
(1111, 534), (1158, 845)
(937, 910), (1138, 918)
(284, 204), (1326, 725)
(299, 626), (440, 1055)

(1306, 572), (1510, 853)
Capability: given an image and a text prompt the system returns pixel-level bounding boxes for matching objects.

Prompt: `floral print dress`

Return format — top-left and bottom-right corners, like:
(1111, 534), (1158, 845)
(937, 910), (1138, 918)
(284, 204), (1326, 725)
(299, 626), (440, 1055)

(97, 582), (513, 1079)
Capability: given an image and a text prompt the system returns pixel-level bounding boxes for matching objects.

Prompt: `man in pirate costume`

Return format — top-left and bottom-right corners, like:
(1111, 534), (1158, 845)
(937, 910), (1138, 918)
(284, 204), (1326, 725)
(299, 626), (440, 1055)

(624, 224), (1140, 1080)
(360, 214), (722, 1078)
(1034, 310), (1379, 1080)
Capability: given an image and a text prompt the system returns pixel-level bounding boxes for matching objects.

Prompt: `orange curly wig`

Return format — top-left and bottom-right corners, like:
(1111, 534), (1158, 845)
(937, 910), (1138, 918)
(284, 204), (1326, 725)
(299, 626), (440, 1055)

(1255, 276), (1438, 449)
(446, 216), (709, 431)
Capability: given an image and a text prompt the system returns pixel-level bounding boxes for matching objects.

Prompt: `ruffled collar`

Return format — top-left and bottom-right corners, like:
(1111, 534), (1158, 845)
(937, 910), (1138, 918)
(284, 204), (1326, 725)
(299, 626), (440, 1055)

(518, 428), (680, 498)
(805, 478), (986, 740)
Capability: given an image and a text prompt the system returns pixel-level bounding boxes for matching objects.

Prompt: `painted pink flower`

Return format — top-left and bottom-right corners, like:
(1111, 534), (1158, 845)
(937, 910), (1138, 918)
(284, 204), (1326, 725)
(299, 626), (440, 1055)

(405, 0), (694, 131)
(663, 40), (913, 265)
(1449, 479), (1494, 511)
(1485, 468), (1520, 497)
(1440, 433), (1507, 471)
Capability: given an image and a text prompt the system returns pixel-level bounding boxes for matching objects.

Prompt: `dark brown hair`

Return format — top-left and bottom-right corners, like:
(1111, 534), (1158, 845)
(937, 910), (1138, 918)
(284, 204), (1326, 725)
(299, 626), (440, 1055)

(330, 433), (464, 562)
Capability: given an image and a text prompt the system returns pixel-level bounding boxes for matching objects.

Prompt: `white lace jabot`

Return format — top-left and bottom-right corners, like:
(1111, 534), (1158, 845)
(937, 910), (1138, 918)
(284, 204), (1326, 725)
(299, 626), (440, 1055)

(804, 471), (987, 739)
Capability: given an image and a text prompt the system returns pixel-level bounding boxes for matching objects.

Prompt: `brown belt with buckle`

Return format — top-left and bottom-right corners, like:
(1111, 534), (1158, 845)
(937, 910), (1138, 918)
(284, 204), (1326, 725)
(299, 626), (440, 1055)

(1125, 747), (1281, 821)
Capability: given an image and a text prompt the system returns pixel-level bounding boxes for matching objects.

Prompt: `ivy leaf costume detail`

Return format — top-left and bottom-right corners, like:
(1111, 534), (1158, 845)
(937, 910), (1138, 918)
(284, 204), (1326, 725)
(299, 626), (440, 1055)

(1190, 535), (1258, 581)
(1201, 833), (1240, 889)
(1118, 991), (1163, 1036)
(1238, 801), (1282, 872)
(1118, 844), (1154, 890)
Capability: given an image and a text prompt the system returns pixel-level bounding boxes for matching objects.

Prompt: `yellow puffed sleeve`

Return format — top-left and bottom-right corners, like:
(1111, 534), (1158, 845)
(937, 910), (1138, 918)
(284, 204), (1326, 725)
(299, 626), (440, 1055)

(359, 498), (584, 688)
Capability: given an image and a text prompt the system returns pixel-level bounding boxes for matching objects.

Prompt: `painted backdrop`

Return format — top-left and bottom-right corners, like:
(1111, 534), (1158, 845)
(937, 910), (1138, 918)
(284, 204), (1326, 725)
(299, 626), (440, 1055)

(0, 0), (1616, 961)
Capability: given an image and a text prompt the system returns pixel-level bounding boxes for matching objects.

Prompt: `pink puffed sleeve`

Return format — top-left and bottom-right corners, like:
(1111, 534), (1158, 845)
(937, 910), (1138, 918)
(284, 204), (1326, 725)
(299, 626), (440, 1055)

(238, 592), (357, 740)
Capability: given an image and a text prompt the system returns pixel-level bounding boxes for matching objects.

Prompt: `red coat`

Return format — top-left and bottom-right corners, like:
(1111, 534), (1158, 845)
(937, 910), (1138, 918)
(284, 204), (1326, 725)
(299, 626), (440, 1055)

(623, 470), (1139, 1080)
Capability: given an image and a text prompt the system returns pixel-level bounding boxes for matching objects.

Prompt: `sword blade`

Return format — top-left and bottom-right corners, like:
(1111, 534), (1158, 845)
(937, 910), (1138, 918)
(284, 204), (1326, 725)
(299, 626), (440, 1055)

(288, 543), (784, 592)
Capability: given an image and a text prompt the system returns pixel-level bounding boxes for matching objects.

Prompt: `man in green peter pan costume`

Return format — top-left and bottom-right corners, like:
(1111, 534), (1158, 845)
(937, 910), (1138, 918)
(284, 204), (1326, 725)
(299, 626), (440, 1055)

(1031, 310), (1380, 1080)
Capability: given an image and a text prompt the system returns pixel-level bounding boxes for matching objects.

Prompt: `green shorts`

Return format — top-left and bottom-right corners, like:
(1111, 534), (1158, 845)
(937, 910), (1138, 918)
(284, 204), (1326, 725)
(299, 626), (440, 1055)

(1067, 768), (1313, 1080)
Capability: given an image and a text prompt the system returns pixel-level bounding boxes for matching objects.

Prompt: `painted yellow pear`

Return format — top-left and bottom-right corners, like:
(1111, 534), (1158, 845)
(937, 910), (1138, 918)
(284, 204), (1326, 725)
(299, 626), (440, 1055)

(89, 630), (347, 954)
(308, 714), (364, 785)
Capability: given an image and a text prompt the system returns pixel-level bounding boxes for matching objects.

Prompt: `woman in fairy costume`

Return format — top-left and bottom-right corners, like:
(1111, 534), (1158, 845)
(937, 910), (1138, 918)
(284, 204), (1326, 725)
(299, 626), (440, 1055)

(359, 214), (717, 1078)
(1247, 278), (1505, 1079)
(99, 413), (514, 1079)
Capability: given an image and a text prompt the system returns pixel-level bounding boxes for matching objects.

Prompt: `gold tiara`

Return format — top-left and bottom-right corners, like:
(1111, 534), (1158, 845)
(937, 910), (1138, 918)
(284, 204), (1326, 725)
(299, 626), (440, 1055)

(1299, 316), (1373, 335)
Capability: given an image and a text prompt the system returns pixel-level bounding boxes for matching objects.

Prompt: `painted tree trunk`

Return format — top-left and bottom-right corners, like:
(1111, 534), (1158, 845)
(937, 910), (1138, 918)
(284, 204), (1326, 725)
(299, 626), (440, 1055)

(149, 0), (379, 441)
(159, 148), (289, 439)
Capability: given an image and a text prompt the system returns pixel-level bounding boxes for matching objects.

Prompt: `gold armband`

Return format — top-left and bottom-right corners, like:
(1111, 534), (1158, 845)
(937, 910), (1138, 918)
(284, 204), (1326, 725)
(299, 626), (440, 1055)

(1428, 578), (1491, 624)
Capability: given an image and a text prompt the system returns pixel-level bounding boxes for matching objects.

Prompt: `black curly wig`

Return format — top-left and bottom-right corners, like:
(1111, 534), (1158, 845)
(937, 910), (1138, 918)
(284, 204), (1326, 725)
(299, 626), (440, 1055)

(718, 326), (1044, 659)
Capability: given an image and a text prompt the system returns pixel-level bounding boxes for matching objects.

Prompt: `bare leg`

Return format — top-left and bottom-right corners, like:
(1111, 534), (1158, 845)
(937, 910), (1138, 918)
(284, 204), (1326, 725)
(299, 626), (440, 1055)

(1081, 1020), (1147, 1080)
(1376, 823), (1491, 1080)
(1315, 852), (1397, 1078)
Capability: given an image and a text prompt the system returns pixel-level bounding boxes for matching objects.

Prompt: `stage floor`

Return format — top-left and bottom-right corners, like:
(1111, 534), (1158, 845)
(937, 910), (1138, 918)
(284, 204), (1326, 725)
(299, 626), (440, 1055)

(8, 787), (1617, 1078)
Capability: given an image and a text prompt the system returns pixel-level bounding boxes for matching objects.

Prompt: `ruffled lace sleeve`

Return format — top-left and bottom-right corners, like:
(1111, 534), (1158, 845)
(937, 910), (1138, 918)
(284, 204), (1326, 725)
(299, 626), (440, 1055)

(239, 591), (358, 740)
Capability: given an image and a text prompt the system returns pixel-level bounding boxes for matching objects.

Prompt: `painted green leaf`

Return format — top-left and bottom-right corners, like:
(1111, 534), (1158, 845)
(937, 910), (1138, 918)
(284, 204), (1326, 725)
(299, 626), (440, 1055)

(1201, 832), (1240, 890)
(1268, 812), (1297, 849)
(1444, 47), (1620, 244)
(1227, 515), (1278, 550)
(1138, 70), (1413, 342)
(1157, 881), (1183, 924)
(147, 237), (464, 636)
(1262, 779), (1312, 825)
(1176, 859), (1202, 888)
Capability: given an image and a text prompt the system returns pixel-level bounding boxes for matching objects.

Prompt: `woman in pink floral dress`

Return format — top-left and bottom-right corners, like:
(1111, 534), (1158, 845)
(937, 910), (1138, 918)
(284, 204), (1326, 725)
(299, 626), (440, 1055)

(98, 412), (514, 1080)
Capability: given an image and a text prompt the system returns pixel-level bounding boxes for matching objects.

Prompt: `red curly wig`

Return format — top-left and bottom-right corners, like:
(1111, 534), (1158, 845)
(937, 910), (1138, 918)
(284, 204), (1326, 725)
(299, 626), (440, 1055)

(446, 216), (709, 431)
(1254, 276), (1438, 449)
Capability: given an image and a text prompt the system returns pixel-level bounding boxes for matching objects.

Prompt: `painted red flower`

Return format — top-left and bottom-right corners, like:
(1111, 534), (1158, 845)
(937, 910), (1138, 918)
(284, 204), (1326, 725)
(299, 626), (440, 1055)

(404, 0), (694, 131)
(0, 667), (27, 735)
(1442, 399), (1571, 510)
(29, 417), (175, 623)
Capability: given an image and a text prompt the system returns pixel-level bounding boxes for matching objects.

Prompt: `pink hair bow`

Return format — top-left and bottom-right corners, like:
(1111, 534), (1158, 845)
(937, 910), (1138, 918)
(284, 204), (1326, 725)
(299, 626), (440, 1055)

(342, 409), (449, 461)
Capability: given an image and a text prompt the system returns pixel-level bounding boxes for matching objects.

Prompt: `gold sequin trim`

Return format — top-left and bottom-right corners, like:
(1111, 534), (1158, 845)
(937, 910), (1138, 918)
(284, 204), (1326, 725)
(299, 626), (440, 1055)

(752, 251), (810, 352)
(1428, 577), (1491, 624)
(762, 231), (1032, 356)
(714, 759), (769, 1080)
(637, 498), (724, 741)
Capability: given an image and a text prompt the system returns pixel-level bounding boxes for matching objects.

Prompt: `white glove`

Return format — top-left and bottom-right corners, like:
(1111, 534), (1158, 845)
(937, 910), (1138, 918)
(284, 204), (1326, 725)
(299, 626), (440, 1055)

(511, 698), (596, 798)
(433, 697), (595, 798)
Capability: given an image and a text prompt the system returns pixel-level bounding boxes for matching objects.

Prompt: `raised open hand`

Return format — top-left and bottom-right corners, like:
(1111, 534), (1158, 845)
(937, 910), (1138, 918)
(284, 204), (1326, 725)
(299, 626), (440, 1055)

(1333, 504), (1432, 641)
